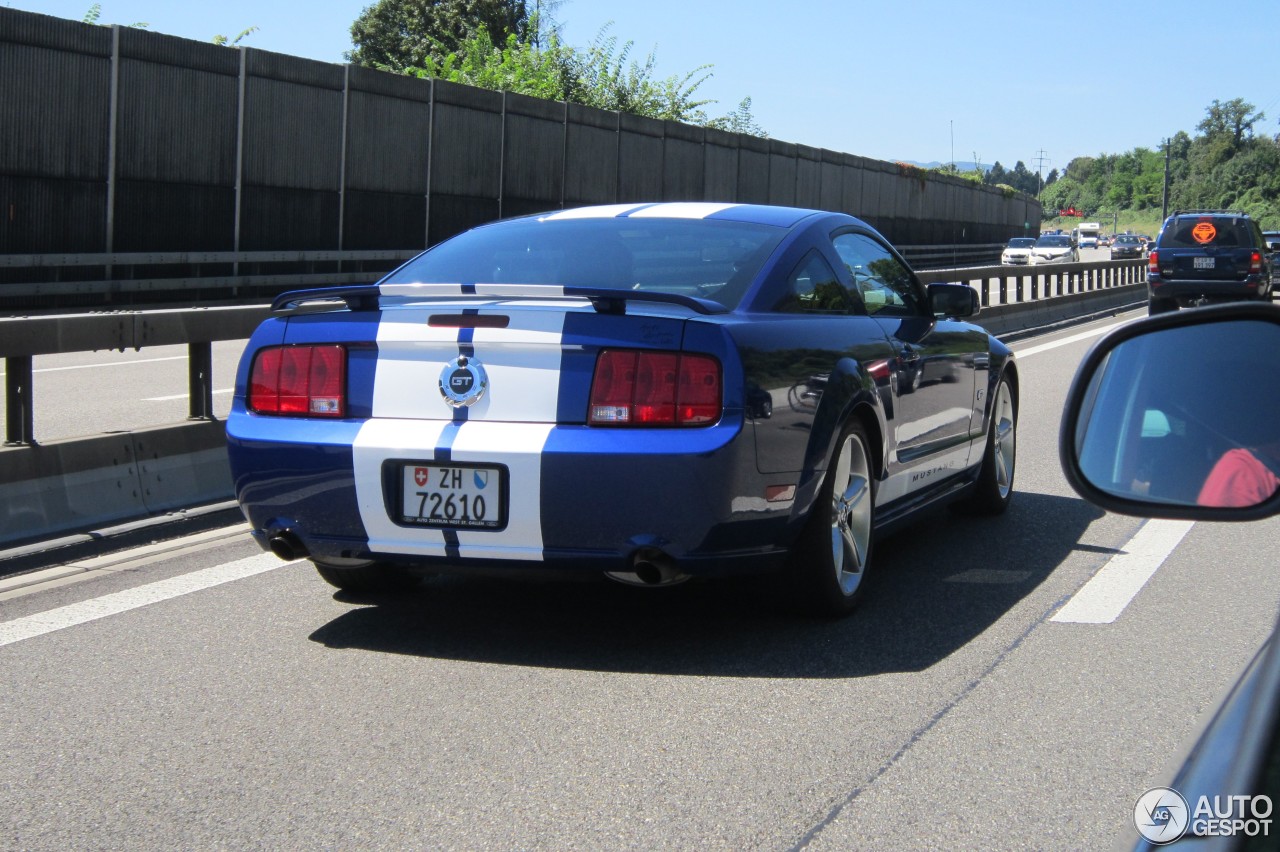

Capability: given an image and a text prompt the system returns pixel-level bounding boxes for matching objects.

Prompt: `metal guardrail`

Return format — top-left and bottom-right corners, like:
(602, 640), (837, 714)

(899, 243), (1005, 269)
(0, 261), (1146, 548)
(0, 249), (418, 269)
(1, 257), (1146, 447)
(916, 257), (1147, 306)
(1, 249), (419, 300)
(2, 305), (269, 446)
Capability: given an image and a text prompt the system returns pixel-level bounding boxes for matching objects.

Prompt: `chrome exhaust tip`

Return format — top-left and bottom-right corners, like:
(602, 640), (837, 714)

(604, 548), (690, 587)
(267, 530), (308, 562)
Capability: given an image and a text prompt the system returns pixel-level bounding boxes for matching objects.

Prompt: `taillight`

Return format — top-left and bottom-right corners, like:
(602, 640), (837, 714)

(588, 349), (721, 426)
(248, 345), (346, 417)
(1249, 251), (1263, 274)
(1148, 250), (1159, 273)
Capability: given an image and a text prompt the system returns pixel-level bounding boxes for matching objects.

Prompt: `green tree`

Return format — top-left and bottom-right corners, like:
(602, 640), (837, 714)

(1007, 160), (1038, 196)
(212, 27), (258, 46)
(403, 24), (570, 102)
(81, 3), (147, 28)
(1197, 98), (1266, 150)
(348, 0), (530, 72)
(394, 17), (765, 134)
(699, 97), (768, 137)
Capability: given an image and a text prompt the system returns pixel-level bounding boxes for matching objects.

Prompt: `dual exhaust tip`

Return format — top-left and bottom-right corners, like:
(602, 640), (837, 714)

(267, 530), (308, 562)
(605, 547), (689, 588)
(269, 530), (687, 588)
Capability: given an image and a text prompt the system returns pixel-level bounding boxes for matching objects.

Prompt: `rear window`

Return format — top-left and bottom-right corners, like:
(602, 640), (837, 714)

(1159, 217), (1256, 249)
(1007, 238), (1035, 248)
(382, 216), (788, 310)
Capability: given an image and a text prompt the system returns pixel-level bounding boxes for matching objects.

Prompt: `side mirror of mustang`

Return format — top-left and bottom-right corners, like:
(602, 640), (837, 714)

(927, 282), (979, 318)
(1059, 302), (1280, 520)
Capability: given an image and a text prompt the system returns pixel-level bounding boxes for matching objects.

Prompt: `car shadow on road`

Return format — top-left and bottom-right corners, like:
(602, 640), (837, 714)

(308, 491), (1106, 678)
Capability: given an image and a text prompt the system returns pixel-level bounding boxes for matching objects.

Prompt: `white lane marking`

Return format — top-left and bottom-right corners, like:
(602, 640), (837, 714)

(143, 388), (234, 402)
(30, 355), (189, 374)
(0, 553), (282, 648)
(1012, 320), (1129, 358)
(1051, 519), (1195, 624)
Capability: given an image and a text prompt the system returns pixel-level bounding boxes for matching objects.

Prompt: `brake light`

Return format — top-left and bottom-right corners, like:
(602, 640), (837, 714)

(248, 345), (346, 417)
(588, 350), (721, 426)
(1250, 251), (1262, 274)
(1148, 250), (1159, 273)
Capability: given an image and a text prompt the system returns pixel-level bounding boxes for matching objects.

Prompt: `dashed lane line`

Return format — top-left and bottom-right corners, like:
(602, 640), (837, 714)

(1050, 519), (1195, 624)
(0, 552), (283, 648)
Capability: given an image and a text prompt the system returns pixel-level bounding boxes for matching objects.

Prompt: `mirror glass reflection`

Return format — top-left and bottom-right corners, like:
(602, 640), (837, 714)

(1074, 320), (1280, 508)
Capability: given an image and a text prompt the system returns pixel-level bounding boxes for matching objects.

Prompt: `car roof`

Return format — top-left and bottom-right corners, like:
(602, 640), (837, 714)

(1168, 210), (1252, 221)
(510, 202), (838, 230)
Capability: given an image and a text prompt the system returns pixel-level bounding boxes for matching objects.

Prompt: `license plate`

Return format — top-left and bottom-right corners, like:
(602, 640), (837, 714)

(400, 463), (506, 530)
(1194, 256), (1215, 269)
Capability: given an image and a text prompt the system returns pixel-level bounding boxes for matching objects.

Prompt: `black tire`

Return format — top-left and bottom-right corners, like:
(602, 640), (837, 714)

(953, 373), (1017, 516)
(791, 419), (876, 617)
(1149, 297), (1177, 316)
(312, 558), (420, 593)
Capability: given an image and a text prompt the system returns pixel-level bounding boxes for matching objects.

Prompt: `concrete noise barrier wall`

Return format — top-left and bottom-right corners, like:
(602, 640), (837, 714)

(0, 420), (231, 546)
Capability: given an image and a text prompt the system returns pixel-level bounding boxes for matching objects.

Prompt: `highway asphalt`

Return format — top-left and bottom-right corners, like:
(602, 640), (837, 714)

(4, 307), (1280, 849)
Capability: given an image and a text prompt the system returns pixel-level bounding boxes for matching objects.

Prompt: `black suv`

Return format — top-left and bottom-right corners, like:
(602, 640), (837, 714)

(1147, 210), (1275, 315)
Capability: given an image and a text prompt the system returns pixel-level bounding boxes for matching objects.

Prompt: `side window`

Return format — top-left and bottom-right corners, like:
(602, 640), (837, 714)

(776, 251), (851, 314)
(833, 233), (924, 317)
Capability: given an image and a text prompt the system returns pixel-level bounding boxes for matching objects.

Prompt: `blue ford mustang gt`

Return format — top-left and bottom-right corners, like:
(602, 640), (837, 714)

(227, 202), (1018, 615)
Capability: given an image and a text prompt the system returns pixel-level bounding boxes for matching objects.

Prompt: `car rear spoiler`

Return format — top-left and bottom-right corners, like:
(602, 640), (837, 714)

(270, 283), (730, 316)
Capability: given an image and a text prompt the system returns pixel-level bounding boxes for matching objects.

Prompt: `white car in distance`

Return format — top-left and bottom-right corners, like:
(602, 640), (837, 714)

(1030, 233), (1080, 265)
(1001, 237), (1036, 266)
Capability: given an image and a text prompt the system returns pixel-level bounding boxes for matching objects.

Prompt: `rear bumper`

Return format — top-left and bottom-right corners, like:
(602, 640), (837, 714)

(1148, 276), (1271, 303)
(227, 413), (798, 577)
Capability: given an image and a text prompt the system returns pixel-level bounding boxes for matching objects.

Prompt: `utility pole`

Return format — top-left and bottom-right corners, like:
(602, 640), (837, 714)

(1161, 138), (1171, 222)
(1032, 149), (1050, 199)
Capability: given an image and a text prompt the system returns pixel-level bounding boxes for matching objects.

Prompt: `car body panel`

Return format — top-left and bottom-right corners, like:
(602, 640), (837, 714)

(1031, 234), (1079, 264)
(227, 203), (1015, 580)
(1001, 237), (1035, 265)
(1111, 235), (1144, 259)
(1148, 212), (1274, 307)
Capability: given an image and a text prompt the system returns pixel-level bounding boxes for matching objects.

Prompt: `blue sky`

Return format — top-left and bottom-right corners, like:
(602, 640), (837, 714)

(9, 0), (1280, 176)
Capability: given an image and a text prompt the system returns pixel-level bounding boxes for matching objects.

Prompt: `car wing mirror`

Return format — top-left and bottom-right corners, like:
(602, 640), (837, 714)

(927, 282), (979, 318)
(1059, 303), (1280, 520)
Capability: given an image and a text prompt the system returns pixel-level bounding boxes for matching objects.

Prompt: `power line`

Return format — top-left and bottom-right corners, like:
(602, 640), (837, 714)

(1032, 149), (1051, 198)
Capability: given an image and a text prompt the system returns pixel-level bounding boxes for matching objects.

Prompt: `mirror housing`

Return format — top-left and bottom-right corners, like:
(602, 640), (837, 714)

(1059, 303), (1280, 521)
(927, 282), (979, 318)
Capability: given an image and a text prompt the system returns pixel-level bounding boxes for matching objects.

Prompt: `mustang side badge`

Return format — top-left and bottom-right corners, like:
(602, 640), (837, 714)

(439, 355), (489, 407)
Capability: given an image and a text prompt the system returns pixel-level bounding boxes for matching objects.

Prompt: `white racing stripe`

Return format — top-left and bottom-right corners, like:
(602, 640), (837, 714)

(0, 553), (283, 648)
(352, 419), (555, 561)
(538, 203), (649, 220)
(1051, 519), (1195, 624)
(626, 202), (739, 219)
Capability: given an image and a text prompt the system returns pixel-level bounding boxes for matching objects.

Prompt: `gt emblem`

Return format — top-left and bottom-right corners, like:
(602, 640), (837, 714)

(439, 355), (489, 408)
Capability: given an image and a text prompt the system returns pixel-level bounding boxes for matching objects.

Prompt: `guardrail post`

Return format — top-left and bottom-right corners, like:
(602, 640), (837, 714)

(5, 356), (34, 445)
(188, 342), (214, 421)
